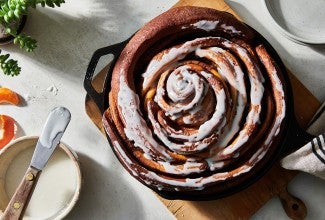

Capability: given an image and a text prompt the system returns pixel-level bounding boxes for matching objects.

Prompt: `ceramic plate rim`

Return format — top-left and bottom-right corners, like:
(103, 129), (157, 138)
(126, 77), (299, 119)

(262, 0), (325, 44)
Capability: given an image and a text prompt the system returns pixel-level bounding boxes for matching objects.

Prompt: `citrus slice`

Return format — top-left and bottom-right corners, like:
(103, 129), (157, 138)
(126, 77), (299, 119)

(0, 87), (20, 105)
(0, 115), (15, 149)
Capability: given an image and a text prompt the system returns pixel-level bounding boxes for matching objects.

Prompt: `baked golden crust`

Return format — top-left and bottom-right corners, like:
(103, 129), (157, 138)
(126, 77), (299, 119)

(104, 6), (288, 197)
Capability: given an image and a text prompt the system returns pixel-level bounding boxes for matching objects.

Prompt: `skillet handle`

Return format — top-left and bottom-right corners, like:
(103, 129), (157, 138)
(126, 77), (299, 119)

(281, 100), (325, 158)
(280, 117), (315, 158)
(84, 40), (128, 114)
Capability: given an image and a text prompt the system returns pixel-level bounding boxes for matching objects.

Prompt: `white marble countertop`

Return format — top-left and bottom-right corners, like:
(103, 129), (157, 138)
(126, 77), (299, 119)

(1, 0), (324, 219)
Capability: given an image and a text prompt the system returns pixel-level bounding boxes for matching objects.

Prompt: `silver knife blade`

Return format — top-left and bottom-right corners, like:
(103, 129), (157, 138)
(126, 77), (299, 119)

(30, 107), (71, 170)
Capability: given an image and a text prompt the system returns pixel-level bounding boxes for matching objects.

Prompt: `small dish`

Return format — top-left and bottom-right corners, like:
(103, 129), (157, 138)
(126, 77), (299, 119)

(0, 136), (82, 220)
(262, 0), (325, 44)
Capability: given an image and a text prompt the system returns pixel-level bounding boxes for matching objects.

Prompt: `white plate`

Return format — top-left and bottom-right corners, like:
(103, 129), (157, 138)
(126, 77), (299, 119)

(262, 0), (325, 44)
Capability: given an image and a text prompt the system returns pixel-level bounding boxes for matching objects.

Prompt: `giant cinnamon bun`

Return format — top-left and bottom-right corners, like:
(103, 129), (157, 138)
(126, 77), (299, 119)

(103, 6), (289, 199)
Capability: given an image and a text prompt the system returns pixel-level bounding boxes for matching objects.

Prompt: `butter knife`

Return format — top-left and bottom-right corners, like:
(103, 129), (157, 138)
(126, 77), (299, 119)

(2, 107), (71, 220)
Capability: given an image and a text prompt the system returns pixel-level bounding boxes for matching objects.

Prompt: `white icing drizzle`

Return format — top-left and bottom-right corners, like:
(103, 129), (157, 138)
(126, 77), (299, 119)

(113, 35), (287, 190)
(191, 20), (219, 32)
(232, 165), (251, 177)
(167, 72), (191, 102)
(168, 71), (226, 142)
(142, 36), (266, 159)
(156, 66), (206, 116)
(142, 43), (199, 90)
(113, 135), (253, 190)
(119, 75), (209, 175)
(159, 160), (205, 175)
(182, 20), (242, 36)
(220, 24), (242, 34)
(118, 74), (171, 159)
(147, 102), (214, 153)
(206, 159), (225, 171)
(113, 141), (133, 166)
(147, 65), (227, 153)
(39, 107), (71, 149)
(249, 147), (267, 164)
(196, 47), (247, 150)
(264, 69), (286, 146)
(215, 38), (265, 157)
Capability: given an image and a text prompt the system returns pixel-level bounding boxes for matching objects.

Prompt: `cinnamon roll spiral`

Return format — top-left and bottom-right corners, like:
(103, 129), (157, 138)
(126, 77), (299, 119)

(104, 6), (288, 197)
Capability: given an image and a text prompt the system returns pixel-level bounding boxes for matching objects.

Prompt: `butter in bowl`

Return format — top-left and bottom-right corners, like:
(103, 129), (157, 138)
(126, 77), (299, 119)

(0, 136), (82, 219)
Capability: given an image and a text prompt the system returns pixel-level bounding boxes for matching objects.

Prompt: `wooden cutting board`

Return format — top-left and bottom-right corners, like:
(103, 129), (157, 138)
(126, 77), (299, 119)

(85, 0), (321, 219)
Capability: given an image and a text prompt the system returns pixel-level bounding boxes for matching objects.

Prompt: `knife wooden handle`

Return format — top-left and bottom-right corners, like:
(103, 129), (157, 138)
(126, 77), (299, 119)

(2, 166), (41, 220)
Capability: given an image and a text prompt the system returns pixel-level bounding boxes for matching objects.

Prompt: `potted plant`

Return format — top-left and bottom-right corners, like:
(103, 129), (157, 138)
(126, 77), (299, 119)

(0, 0), (65, 76)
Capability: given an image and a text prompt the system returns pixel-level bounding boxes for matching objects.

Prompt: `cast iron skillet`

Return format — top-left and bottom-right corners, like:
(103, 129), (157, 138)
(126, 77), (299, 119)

(84, 26), (315, 200)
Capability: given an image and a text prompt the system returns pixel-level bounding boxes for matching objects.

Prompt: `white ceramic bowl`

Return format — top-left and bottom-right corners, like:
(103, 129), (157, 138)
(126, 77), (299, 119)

(262, 0), (325, 44)
(0, 136), (82, 220)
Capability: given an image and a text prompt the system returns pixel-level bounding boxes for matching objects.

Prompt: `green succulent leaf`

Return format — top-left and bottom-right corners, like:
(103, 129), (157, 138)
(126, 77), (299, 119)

(0, 0), (65, 76)
(0, 50), (21, 76)
(14, 34), (37, 52)
(14, 8), (20, 18)
(38, 0), (65, 8)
